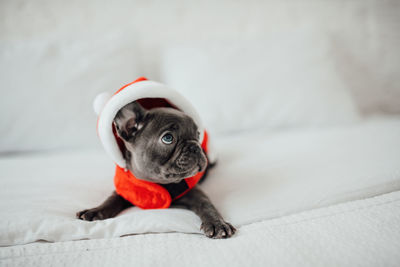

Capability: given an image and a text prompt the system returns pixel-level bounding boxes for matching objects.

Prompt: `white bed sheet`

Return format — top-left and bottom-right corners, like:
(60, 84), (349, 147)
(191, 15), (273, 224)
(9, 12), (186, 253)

(0, 116), (400, 246)
(1, 190), (400, 267)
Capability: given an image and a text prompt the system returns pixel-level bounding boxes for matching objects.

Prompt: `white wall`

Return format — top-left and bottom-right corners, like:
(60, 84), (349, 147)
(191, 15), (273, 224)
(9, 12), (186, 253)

(1, 0), (399, 152)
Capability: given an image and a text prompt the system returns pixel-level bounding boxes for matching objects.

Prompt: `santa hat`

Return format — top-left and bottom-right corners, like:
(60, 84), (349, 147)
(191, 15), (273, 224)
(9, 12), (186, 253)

(94, 77), (216, 169)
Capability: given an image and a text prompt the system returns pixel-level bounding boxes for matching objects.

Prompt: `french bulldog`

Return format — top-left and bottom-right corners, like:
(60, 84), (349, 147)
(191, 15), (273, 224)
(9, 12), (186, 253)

(76, 101), (236, 239)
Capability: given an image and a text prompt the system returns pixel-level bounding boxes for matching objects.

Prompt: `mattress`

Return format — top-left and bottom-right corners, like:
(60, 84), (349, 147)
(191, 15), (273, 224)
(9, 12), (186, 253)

(0, 116), (400, 265)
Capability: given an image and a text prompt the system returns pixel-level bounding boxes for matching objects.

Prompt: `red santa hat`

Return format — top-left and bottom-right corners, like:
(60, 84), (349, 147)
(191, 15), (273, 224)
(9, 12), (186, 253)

(94, 77), (216, 169)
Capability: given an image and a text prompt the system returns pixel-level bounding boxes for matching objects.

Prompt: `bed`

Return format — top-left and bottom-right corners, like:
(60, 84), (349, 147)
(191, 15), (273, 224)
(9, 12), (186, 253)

(1, 0), (400, 266)
(1, 116), (400, 266)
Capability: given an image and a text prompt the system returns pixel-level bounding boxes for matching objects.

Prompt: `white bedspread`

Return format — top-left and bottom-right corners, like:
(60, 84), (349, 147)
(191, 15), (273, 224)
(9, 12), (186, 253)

(1, 117), (400, 247)
(1, 191), (400, 266)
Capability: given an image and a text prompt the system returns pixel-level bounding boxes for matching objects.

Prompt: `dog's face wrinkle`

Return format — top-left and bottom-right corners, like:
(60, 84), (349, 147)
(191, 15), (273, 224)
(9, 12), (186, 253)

(115, 105), (207, 183)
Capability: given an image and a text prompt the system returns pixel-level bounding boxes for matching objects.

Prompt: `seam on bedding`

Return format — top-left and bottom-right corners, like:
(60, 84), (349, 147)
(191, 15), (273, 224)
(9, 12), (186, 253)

(243, 194), (400, 229)
(240, 188), (400, 228)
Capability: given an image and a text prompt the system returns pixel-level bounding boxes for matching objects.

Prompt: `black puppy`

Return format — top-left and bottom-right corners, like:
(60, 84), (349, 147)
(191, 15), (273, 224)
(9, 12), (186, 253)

(77, 102), (236, 239)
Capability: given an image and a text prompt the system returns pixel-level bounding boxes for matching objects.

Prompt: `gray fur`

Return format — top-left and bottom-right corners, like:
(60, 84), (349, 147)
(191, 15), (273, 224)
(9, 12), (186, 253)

(77, 101), (236, 238)
(114, 102), (207, 184)
(173, 187), (236, 238)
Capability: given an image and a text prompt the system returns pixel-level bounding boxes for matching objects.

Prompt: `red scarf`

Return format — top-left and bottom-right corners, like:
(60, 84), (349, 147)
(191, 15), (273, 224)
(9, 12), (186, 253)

(114, 131), (209, 209)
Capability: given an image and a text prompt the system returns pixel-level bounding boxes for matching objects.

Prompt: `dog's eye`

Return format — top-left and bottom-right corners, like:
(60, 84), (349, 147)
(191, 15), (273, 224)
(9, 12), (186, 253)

(161, 133), (174, 144)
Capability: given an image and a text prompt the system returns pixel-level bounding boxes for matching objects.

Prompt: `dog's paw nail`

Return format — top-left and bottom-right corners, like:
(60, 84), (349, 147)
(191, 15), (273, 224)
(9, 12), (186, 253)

(201, 222), (215, 237)
(76, 210), (88, 220)
(226, 223), (236, 235)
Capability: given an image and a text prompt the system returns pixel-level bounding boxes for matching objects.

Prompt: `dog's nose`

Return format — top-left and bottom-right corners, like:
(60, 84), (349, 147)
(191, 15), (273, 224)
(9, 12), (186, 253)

(189, 144), (201, 154)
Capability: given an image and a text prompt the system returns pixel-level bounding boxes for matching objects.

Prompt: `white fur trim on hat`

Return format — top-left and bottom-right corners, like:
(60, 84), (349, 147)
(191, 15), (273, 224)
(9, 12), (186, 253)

(93, 92), (112, 115)
(96, 80), (209, 168)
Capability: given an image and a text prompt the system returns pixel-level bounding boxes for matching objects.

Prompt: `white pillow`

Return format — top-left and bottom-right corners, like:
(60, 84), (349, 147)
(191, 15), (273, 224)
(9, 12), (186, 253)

(0, 33), (141, 152)
(161, 32), (360, 135)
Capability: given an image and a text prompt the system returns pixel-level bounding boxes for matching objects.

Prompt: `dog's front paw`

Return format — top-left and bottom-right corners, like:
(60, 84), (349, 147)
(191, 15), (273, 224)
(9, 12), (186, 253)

(76, 208), (108, 221)
(201, 220), (236, 239)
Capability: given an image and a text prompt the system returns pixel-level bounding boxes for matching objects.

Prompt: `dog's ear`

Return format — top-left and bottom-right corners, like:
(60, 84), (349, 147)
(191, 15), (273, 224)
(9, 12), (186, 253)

(113, 102), (146, 141)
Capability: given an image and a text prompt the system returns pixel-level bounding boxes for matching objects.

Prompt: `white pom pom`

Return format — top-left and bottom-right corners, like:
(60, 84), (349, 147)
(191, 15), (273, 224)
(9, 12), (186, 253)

(93, 92), (112, 115)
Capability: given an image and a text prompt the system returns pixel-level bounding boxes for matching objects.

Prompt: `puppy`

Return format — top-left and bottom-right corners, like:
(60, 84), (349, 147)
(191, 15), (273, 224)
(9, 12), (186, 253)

(77, 101), (236, 239)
